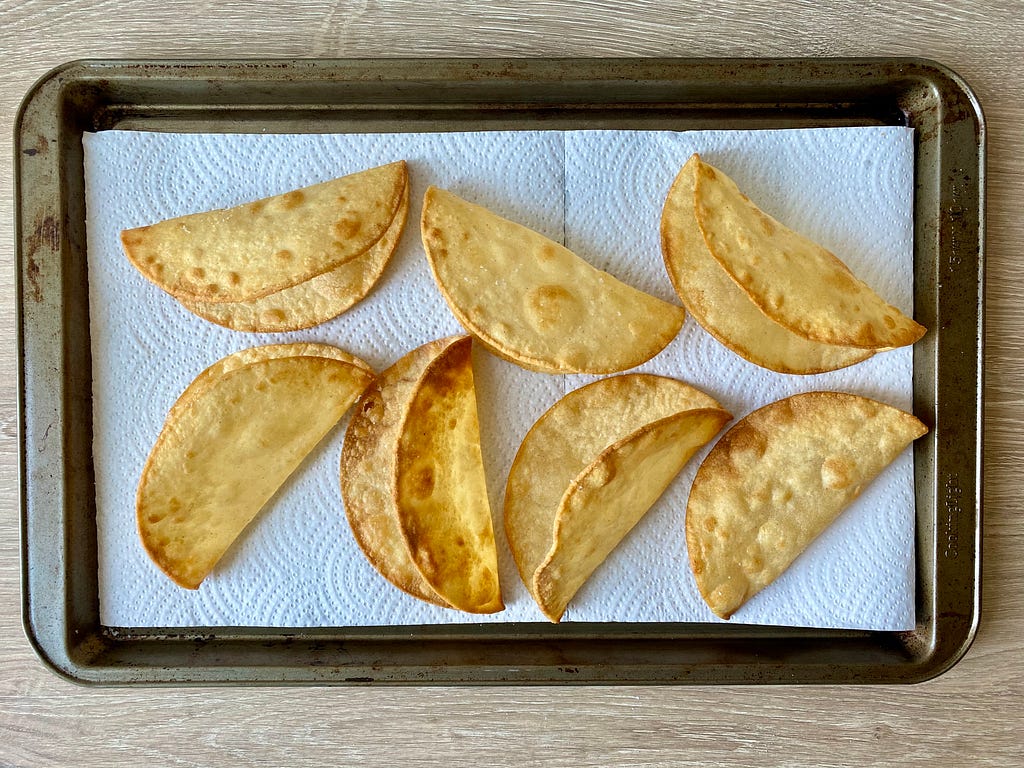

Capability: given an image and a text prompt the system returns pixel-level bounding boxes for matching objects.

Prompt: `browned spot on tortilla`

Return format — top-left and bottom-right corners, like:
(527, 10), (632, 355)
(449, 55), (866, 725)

(333, 217), (363, 239)
(282, 190), (305, 209)
(821, 456), (854, 490)
(723, 422), (769, 466)
(259, 309), (288, 325)
(121, 228), (146, 247)
(525, 284), (579, 330)
(698, 164), (717, 182)
(410, 466), (435, 499)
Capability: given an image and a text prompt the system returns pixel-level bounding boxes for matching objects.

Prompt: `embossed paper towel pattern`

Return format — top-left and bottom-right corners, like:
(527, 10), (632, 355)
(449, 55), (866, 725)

(85, 127), (915, 630)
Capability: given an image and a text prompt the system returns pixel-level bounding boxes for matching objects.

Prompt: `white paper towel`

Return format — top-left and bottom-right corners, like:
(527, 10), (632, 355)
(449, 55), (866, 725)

(84, 126), (917, 630)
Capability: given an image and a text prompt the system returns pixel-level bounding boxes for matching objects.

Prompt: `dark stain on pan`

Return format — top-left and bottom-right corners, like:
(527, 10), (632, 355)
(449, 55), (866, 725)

(22, 135), (49, 156)
(25, 256), (42, 303)
(25, 215), (59, 303)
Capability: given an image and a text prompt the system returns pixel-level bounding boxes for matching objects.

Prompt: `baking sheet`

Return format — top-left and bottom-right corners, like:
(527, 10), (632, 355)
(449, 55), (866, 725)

(18, 58), (983, 684)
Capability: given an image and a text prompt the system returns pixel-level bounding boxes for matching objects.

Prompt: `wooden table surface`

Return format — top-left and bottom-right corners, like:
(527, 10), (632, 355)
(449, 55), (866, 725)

(2, 1), (1021, 765)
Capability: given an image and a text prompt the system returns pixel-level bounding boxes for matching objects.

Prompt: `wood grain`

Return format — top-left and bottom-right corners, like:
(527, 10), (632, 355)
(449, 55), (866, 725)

(2, 1), (1022, 766)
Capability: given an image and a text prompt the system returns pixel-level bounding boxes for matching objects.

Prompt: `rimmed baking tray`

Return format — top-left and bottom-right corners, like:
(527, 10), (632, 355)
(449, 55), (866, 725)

(16, 58), (984, 685)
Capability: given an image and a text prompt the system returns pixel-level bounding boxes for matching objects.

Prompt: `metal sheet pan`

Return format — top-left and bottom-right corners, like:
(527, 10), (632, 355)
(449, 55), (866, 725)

(16, 58), (984, 685)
